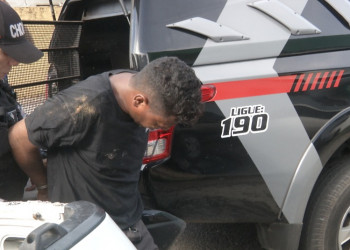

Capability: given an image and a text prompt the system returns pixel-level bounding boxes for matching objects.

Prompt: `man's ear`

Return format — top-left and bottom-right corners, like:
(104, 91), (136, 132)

(133, 94), (148, 108)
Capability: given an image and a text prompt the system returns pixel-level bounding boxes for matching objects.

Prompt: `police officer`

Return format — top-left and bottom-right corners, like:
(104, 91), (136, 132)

(0, 1), (43, 200)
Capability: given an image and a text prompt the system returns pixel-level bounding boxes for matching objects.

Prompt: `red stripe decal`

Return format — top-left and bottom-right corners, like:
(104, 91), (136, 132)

(318, 72), (329, 89)
(210, 75), (296, 101)
(207, 70), (344, 102)
(294, 74), (304, 92)
(310, 72), (321, 90)
(302, 73), (313, 91)
(334, 70), (344, 87)
(326, 71), (337, 88)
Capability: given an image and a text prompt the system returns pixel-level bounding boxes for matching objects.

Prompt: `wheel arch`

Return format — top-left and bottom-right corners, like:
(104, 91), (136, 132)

(313, 107), (350, 167)
(281, 107), (350, 225)
(259, 108), (350, 250)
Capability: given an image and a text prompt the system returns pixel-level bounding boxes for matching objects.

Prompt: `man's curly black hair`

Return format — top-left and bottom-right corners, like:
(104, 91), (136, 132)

(132, 57), (203, 126)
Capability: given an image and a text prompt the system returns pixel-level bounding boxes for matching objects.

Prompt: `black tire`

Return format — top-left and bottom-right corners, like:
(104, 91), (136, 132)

(300, 156), (350, 250)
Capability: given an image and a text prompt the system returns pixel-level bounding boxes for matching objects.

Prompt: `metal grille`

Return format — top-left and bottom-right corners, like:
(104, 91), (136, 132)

(8, 20), (82, 115)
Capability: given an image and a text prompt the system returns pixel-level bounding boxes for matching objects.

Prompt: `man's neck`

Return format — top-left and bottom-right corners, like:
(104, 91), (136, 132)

(109, 72), (134, 114)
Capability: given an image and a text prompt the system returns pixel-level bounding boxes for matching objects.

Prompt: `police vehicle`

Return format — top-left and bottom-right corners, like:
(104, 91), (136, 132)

(9, 0), (350, 249)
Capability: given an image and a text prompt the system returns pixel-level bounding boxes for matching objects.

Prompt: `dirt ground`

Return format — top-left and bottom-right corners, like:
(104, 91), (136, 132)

(14, 6), (62, 21)
(170, 223), (263, 250)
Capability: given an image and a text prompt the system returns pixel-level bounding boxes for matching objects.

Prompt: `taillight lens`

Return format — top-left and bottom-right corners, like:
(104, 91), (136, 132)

(143, 127), (174, 164)
(201, 84), (216, 102)
(142, 84), (214, 165)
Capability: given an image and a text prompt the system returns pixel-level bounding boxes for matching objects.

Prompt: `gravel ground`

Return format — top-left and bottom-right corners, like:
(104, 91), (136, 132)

(170, 223), (263, 250)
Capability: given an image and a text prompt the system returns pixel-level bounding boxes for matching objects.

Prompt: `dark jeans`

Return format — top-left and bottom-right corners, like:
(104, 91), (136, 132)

(123, 219), (159, 250)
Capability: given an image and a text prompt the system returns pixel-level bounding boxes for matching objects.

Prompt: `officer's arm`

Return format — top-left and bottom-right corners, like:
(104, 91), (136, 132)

(8, 119), (48, 200)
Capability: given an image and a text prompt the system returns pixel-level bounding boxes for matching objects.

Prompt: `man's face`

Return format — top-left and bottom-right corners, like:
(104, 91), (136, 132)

(134, 108), (177, 130)
(0, 49), (19, 79)
(127, 92), (177, 130)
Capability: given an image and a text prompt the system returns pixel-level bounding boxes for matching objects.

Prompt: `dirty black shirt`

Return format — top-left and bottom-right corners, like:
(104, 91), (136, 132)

(25, 70), (148, 229)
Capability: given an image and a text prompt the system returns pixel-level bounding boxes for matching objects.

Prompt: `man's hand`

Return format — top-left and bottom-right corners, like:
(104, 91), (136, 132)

(25, 181), (49, 201)
(25, 183), (36, 192)
(37, 189), (48, 201)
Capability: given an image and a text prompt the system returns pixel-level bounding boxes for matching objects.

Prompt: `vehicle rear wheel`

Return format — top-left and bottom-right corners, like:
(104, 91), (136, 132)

(300, 156), (350, 250)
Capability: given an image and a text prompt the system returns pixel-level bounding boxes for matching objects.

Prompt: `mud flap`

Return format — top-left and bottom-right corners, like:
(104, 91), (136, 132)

(256, 223), (302, 250)
(142, 210), (186, 250)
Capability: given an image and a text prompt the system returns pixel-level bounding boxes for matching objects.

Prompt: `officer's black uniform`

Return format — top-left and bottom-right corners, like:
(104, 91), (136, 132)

(0, 77), (27, 200)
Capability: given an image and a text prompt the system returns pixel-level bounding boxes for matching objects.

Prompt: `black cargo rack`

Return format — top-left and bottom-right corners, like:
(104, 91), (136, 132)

(8, 20), (82, 115)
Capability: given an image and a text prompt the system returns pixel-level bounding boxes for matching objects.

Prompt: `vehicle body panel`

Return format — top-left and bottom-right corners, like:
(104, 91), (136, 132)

(128, 0), (350, 229)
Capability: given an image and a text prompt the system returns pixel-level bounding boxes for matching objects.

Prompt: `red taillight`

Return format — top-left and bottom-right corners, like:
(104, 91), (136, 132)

(143, 126), (175, 164)
(201, 84), (216, 102)
(142, 85), (214, 164)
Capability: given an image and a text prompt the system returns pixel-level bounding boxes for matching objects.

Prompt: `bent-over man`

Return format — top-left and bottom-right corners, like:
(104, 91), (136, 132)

(9, 57), (203, 249)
